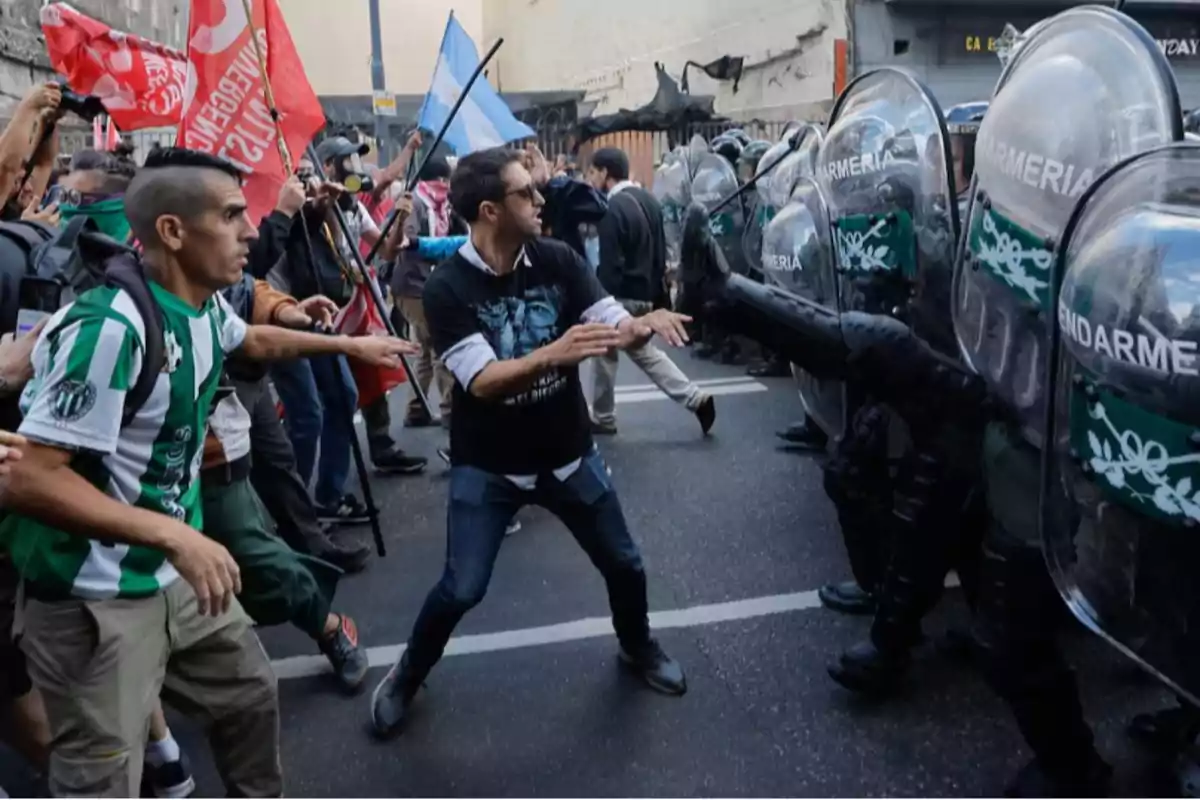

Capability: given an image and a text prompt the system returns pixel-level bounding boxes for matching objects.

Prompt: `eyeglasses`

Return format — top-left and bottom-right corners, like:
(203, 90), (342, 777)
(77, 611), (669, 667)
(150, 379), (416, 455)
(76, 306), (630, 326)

(58, 188), (121, 208)
(505, 184), (541, 203)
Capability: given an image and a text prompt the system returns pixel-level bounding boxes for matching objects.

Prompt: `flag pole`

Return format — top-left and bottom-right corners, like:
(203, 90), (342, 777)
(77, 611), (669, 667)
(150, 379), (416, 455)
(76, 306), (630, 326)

(237, 0), (392, 556)
(361, 35), (507, 267)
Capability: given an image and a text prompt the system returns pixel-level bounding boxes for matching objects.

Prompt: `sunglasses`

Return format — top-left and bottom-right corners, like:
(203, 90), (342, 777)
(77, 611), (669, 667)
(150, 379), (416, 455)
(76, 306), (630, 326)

(504, 184), (541, 203)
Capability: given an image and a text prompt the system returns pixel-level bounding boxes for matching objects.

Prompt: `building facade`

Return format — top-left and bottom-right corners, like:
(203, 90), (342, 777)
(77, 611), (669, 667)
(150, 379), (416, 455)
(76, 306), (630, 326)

(853, 0), (1200, 109)
(0, 0), (186, 122)
(482, 0), (847, 124)
(280, 0), (484, 98)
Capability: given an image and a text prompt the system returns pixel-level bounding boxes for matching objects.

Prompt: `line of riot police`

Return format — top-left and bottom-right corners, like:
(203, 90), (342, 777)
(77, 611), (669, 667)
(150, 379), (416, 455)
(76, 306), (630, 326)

(665, 4), (1200, 796)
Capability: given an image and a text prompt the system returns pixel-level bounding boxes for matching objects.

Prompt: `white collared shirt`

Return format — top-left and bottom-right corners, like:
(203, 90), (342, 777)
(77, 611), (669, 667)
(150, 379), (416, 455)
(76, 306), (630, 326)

(607, 179), (639, 199)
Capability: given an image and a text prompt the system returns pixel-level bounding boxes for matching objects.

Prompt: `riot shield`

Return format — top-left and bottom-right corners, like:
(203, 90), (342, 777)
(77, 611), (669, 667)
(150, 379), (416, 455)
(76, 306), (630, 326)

(692, 152), (748, 275)
(953, 5), (1181, 448)
(1042, 143), (1200, 708)
(763, 124), (824, 214)
(653, 147), (694, 266)
(816, 67), (960, 357)
(761, 176), (844, 436)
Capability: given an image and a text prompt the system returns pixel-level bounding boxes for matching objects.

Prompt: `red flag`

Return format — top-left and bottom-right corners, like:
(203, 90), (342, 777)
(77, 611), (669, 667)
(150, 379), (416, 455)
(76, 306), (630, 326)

(178, 0), (325, 223)
(105, 117), (120, 151)
(333, 270), (408, 409)
(92, 115), (104, 149)
(40, 3), (188, 131)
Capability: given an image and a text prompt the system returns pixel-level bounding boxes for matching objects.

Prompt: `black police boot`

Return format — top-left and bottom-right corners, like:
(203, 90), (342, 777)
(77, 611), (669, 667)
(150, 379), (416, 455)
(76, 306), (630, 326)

(818, 581), (877, 615)
(370, 653), (425, 739)
(828, 639), (911, 696)
(747, 351), (790, 377)
(777, 418), (829, 451)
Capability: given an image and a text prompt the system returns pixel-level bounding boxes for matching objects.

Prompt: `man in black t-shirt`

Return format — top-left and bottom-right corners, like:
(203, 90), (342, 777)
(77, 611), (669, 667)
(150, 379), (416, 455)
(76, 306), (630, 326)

(371, 148), (693, 739)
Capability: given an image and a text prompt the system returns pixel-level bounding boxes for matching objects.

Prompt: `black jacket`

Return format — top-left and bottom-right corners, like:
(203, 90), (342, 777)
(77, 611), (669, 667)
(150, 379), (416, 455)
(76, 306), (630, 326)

(541, 176), (608, 258)
(596, 185), (668, 307)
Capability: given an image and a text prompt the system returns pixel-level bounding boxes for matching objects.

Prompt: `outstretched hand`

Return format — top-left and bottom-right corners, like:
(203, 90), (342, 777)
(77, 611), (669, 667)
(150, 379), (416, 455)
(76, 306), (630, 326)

(622, 309), (692, 348)
(348, 334), (420, 368)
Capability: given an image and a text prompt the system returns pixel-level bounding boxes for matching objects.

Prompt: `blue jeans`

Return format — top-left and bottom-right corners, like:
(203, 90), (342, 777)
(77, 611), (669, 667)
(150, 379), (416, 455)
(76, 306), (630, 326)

(402, 448), (650, 679)
(271, 355), (359, 508)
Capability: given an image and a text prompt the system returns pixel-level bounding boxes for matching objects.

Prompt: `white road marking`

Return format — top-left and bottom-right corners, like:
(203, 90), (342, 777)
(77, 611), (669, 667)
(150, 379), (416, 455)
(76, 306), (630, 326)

(615, 381), (767, 404)
(351, 376), (768, 423)
(272, 575), (961, 680)
(614, 376), (763, 393)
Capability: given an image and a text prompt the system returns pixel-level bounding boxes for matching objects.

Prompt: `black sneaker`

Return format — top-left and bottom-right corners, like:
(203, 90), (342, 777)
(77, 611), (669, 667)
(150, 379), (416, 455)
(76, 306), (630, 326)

(319, 614), (369, 693)
(370, 657), (423, 739)
(374, 448), (428, 475)
(695, 395), (716, 436)
(141, 751), (196, 798)
(619, 638), (687, 696)
(317, 494), (372, 526)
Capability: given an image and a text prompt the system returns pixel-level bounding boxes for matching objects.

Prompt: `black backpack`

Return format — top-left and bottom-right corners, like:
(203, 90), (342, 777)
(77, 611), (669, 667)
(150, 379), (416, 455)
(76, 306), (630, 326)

(0, 217), (165, 426)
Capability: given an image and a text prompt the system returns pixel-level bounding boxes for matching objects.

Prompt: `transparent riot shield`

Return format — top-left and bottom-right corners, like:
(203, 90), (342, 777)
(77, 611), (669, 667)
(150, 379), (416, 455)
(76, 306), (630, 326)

(816, 67), (960, 357)
(763, 124), (824, 214)
(1042, 143), (1200, 709)
(653, 147), (694, 267)
(761, 176), (844, 437)
(692, 152), (748, 275)
(953, 5), (1181, 449)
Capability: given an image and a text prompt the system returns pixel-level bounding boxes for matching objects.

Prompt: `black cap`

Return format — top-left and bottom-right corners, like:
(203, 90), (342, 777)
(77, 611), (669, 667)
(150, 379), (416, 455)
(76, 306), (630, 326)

(314, 136), (369, 166)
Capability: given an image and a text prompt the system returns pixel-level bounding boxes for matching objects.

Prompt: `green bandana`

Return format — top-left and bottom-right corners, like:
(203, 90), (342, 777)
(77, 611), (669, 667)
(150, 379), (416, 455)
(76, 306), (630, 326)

(60, 197), (131, 243)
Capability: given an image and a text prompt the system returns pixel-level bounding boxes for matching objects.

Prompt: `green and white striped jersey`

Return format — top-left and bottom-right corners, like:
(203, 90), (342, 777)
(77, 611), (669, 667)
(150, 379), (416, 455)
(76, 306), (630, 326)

(1, 281), (247, 600)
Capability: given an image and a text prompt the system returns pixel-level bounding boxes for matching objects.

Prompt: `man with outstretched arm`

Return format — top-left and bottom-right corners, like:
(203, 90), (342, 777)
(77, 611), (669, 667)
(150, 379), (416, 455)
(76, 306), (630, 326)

(371, 147), (692, 739)
(0, 147), (417, 797)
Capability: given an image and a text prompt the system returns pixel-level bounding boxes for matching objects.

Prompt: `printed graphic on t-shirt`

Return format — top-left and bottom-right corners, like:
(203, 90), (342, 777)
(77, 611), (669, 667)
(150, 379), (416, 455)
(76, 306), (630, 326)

(475, 284), (566, 406)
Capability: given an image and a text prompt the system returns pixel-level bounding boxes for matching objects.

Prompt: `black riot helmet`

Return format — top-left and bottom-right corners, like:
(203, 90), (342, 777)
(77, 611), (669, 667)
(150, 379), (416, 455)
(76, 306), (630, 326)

(722, 128), (751, 147)
(711, 136), (744, 167)
(737, 140), (771, 183)
(945, 101), (988, 193)
(1185, 108), (1200, 136)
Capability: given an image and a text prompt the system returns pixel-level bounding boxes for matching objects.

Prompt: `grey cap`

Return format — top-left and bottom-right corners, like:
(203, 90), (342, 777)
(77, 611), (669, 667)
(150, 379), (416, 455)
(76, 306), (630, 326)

(314, 136), (369, 166)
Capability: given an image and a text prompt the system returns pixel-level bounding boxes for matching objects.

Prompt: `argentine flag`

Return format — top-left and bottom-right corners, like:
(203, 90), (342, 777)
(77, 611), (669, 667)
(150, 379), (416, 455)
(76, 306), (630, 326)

(418, 13), (535, 155)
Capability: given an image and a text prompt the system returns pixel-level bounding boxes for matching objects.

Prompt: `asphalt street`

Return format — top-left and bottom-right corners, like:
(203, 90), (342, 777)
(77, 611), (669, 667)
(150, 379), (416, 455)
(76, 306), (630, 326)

(1, 346), (1181, 797)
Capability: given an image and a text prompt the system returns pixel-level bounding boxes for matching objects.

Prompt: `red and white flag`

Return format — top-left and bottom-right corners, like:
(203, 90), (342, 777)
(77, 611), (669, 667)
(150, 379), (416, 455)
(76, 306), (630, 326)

(41, 3), (188, 131)
(178, 0), (325, 223)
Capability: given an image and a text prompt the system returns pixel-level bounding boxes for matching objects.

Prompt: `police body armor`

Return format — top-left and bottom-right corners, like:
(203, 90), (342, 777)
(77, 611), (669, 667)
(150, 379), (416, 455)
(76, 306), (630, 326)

(759, 128), (847, 438)
(738, 139), (773, 277)
(947, 8), (1184, 792)
(653, 146), (695, 267)
(691, 152), (748, 276)
(1042, 143), (1200, 709)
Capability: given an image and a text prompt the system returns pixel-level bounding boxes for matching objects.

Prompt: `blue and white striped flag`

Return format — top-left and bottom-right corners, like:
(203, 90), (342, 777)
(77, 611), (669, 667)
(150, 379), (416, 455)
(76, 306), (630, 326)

(417, 13), (534, 155)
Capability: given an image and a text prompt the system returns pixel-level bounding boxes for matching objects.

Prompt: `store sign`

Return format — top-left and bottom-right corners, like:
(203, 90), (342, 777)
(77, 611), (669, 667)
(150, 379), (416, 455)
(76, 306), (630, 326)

(949, 18), (1200, 60)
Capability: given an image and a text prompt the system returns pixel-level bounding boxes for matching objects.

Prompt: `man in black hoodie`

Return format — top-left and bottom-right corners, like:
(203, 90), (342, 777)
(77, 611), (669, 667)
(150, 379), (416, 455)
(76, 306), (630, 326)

(586, 148), (714, 436)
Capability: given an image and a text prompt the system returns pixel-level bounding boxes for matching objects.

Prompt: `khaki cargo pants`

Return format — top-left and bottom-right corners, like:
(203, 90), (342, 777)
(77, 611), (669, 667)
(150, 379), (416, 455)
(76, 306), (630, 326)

(20, 580), (282, 797)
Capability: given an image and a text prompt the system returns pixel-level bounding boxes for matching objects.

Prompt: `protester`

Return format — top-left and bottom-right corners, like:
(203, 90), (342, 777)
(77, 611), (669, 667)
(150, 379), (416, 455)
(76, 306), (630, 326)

(240, 175), (373, 571)
(0, 84), (61, 218)
(267, 144), (426, 528)
(584, 147), (715, 436)
(389, 154), (461, 429)
(370, 147), (692, 738)
(0, 147), (417, 796)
